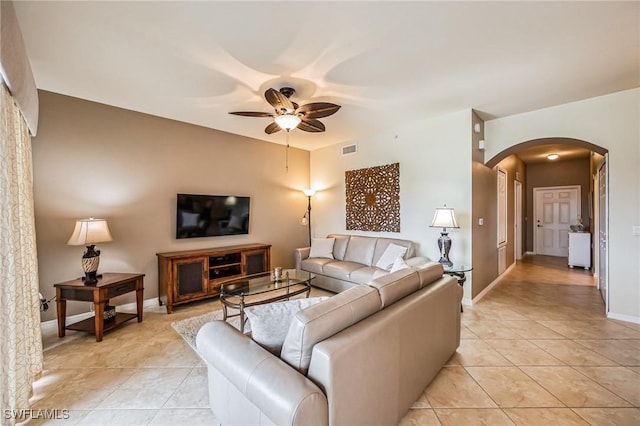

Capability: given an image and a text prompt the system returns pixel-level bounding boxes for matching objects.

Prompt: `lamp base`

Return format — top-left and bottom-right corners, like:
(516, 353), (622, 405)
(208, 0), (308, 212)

(81, 245), (101, 285)
(437, 232), (453, 267)
(82, 273), (103, 285)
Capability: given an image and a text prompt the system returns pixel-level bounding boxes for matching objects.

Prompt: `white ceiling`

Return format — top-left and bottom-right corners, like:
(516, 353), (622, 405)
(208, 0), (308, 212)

(14, 1), (640, 151)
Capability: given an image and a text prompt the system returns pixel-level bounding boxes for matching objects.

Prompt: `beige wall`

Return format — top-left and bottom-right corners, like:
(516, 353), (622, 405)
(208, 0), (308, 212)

(496, 155), (526, 270)
(471, 107), (528, 299)
(33, 91), (310, 321)
(485, 88), (640, 321)
(471, 112), (498, 299)
(472, 149), (526, 298)
(525, 157), (591, 252)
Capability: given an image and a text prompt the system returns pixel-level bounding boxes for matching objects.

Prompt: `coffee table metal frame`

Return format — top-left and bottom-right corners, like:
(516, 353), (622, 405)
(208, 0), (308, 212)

(219, 269), (313, 333)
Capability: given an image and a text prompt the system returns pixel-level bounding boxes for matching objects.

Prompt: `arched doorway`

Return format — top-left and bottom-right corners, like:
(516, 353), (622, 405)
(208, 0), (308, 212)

(473, 137), (609, 311)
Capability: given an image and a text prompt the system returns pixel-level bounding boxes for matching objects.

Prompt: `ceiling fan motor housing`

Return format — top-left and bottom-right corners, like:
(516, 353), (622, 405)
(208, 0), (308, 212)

(279, 87), (296, 98)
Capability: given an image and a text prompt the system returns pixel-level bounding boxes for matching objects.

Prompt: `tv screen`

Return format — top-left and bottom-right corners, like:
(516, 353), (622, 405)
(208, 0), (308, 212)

(176, 194), (250, 239)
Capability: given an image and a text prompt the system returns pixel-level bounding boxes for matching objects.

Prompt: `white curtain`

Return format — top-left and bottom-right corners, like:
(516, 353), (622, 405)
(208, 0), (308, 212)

(0, 82), (43, 426)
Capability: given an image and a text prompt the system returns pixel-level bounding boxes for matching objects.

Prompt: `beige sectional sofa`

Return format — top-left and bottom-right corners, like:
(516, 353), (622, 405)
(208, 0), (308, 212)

(196, 261), (462, 426)
(295, 234), (428, 293)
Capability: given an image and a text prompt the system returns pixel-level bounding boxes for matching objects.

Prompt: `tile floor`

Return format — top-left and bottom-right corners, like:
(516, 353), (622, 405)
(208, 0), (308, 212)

(28, 255), (639, 425)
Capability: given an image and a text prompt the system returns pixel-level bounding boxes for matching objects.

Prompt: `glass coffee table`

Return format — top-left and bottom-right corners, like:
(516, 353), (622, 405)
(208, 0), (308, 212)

(219, 269), (314, 333)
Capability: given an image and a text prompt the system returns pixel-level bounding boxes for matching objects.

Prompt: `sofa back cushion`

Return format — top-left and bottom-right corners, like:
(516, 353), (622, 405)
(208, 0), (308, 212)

(280, 285), (382, 374)
(371, 238), (415, 267)
(327, 234), (351, 261)
(416, 261), (444, 288)
(343, 236), (377, 266)
(367, 268), (421, 308)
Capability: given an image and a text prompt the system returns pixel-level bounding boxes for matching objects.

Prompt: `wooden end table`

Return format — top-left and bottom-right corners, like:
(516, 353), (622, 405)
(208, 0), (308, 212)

(54, 272), (145, 342)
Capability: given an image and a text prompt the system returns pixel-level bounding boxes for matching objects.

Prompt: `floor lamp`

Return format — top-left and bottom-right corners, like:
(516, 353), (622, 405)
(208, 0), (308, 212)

(300, 189), (315, 246)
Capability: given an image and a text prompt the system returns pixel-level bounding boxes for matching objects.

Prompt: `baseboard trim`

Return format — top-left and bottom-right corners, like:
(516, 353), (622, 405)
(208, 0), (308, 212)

(607, 312), (640, 325)
(40, 297), (160, 330)
(470, 262), (516, 306)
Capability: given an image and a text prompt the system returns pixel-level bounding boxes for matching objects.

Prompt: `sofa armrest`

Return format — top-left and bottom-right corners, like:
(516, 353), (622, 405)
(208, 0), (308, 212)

(196, 321), (328, 426)
(405, 256), (432, 268)
(295, 247), (311, 270)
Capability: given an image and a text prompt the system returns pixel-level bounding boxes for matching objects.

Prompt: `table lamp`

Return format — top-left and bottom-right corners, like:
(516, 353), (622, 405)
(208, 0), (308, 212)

(430, 206), (459, 267)
(67, 217), (113, 284)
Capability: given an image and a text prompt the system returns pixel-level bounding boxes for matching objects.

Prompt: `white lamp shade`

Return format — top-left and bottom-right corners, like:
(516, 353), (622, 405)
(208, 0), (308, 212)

(430, 207), (459, 229)
(274, 114), (301, 130)
(303, 189), (316, 197)
(67, 218), (113, 246)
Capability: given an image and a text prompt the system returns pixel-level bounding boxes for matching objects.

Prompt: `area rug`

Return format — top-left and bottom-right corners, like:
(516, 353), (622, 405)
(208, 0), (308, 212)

(171, 309), (248, 352)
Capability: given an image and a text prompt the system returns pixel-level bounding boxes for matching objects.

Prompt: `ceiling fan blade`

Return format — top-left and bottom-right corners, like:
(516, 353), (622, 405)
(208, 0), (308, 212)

(298, 118), (325, 133)
(265, 122), (282, 134)
(229, 111), (274, 117)
(265, 88), (295, 112)
(296, 102), (341, 119)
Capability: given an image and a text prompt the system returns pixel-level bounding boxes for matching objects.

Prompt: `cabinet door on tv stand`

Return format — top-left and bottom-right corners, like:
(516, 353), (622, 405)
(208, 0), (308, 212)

(173, 256), (208, 302)
(243, 249), (270, 275)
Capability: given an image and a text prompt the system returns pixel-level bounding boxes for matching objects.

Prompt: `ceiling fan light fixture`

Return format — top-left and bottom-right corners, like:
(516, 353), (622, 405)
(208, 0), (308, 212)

(274, 114), (301, 131)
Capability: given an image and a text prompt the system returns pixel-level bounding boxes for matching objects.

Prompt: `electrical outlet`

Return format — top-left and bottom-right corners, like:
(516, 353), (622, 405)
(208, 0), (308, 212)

(478, 218), (484, 226)
(633, 226), (640, 236)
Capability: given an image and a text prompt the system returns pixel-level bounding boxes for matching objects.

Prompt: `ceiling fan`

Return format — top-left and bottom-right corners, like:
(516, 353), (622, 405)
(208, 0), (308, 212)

(229, 87), (341, 134)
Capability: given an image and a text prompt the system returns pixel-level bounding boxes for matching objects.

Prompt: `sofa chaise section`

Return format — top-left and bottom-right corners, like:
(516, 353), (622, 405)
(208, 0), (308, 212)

(196, 263), (462, 426)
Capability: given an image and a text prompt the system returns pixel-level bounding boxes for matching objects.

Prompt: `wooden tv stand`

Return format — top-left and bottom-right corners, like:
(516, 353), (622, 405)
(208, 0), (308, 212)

(157, 243), (271, 313)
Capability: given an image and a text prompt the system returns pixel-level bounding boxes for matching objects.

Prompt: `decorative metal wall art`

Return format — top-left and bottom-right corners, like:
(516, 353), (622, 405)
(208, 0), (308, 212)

(345, 162), (400, 232)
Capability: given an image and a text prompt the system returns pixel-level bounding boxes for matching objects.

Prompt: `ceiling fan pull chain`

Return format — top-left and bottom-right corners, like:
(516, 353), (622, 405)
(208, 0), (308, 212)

(285, 130), (290, 172)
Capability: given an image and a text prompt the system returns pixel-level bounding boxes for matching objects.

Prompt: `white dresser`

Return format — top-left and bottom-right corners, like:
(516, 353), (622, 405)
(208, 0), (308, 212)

(568, 232), (591, 269)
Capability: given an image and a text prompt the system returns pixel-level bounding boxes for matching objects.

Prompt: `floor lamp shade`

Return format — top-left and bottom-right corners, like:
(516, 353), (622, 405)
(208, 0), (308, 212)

(430, 207), (459, 267)
(67, 218), (113, 284)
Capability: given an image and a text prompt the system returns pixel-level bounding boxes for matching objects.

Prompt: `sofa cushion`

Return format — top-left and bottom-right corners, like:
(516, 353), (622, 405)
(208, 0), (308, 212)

(375, 243), (408, 271)
(368, 268), (420, 308)
(322, 261), (364, 281)
(327, 234), (351, 261)
(244, 297), (328, 355)
(281, 285), (382, 374)
(415, 261), (444, 288)
(350, 266), (388, 284)
(300, 258), (335, 275)
(343, 236), (376, 266)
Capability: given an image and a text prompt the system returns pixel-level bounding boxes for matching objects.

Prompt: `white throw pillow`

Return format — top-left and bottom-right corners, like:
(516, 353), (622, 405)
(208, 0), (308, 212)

(375, 243), (408, 271)
(244, 297), (328, 354)
(309, 238), (335, 259)
(390, 256), (411, 273)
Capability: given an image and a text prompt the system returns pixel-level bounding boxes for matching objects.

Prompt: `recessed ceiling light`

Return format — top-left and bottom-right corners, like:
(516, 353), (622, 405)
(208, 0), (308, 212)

(547, 154), (559, 160)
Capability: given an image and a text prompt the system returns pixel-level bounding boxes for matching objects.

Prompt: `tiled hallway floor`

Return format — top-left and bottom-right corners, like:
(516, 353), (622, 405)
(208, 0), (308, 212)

(29, 255), (639, 425)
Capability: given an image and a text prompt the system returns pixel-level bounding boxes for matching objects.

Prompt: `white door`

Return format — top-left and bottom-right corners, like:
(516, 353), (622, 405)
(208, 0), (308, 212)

(597, 160), (608, 308)
(534, 186), (580, 257)
(514, 181), (523, 260)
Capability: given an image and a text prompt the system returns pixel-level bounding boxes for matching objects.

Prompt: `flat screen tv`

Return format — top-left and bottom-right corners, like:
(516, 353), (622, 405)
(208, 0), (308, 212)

(176, 194), (250, 239)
